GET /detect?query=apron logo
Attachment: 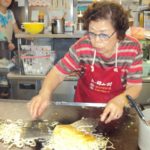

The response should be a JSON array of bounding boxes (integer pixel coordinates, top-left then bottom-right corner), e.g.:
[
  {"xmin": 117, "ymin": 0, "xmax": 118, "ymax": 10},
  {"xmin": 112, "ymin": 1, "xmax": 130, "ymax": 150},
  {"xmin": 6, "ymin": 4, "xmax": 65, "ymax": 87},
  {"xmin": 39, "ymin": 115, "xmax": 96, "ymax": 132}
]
[
  {"xmin": 90, "ymin": 79, "xmax": 112, "ymax": 92},
  {"xmin": 91, "ymin": 79, "xmax": 112, "ymax": 86}
]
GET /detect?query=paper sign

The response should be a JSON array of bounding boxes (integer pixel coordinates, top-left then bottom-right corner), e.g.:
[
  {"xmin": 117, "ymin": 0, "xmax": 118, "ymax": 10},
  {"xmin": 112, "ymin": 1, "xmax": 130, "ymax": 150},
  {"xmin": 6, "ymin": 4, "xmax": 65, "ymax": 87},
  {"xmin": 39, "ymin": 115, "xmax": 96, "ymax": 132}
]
[{"xmin": 31, "ymin": 10, "xmax": 39, "ymax": 22}]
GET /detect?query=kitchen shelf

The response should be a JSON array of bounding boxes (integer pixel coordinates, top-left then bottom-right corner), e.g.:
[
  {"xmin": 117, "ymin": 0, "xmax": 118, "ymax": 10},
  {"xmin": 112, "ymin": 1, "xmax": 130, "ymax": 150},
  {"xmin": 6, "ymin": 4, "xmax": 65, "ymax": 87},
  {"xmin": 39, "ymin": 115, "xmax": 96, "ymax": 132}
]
[
  {"xmin": 15, "ymin": 32, "xmax": 85, "ymax": 39},
  {"xmin": 77, "ymin": 0, "xmax": 93, "ymax": 3}
]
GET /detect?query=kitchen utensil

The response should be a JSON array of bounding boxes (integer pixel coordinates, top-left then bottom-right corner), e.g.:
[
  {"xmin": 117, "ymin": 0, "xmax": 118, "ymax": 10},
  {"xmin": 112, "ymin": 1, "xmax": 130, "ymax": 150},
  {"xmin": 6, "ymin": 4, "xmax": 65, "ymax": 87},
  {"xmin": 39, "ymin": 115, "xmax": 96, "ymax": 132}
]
[
  {"xmin": 21, "ymin": 119, "xmax": 55, "ymax": 139},
  {"xmin": 126, "ymin": 95, "xmax": 148, "ymax": 125},
  {"xmin": 51, "ymin": 18, "xmax": 65, "ymax": 34},
  {"xmin": 22, "ymin": 22, "xmax": 44, "ymax": 34}
]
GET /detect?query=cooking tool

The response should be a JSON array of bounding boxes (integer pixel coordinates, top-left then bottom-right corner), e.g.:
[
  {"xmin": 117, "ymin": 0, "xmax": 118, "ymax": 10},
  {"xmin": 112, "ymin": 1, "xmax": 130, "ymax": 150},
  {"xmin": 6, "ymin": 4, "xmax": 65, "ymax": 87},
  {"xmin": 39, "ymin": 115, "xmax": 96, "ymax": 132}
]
[
  {"xmin": 21, "ymin": 119, "xmax": 56, "ymax": 139},
  {"xmin": 51, "ymin": 18, "xmax": 65, "ymax": 34},
  {"xmin": 126, "ymin": 95, "xmax": 148, "ymax": 125}
]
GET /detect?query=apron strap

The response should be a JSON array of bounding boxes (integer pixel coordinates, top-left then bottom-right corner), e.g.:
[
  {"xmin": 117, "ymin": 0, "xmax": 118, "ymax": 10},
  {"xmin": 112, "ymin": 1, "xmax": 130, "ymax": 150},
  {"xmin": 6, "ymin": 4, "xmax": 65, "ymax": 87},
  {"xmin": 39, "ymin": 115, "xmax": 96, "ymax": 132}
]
[
  {"xmin": 114, "ymin": 42, "xmax": 119, "ymax": 72},
  {"xmin": 91, "ymin": 49, "xmax": 96, "ymax": 72},
  {"xmin": 91, "ymin": 42, "xmax": 119, "ymax": 72}
]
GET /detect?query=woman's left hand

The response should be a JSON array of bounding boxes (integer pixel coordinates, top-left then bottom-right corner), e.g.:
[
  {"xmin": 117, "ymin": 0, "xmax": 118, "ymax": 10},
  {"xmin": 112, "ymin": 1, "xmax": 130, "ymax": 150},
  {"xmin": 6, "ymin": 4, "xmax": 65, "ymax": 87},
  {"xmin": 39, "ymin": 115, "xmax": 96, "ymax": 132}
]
[
  {"xmin": 8, "ymin": 43, "xmax": 15, "ymax": 51},
  {"xmin": 100, "ymin": 95, "xmax": 127, "ymax": 124}
]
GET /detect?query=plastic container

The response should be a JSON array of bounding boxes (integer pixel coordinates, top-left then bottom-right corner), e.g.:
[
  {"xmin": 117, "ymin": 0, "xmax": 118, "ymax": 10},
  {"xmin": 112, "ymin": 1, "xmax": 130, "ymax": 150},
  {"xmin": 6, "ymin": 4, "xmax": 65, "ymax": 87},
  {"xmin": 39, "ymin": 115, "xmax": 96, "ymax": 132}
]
[
  {"xmin": 22, "ymin": 22, "xmax": 44, "ymax": 34},
  {"xmin": 21, "ymin": 50, "xmax": 55, "ymax": 75}
]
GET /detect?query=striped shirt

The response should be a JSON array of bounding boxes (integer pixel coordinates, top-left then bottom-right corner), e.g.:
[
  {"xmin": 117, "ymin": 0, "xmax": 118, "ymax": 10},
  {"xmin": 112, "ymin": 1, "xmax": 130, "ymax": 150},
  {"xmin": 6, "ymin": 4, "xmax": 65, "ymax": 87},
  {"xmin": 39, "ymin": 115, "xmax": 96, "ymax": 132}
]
[{"xmin": 55, "ymin": 34, "xmax": 143, "ymax": 87}]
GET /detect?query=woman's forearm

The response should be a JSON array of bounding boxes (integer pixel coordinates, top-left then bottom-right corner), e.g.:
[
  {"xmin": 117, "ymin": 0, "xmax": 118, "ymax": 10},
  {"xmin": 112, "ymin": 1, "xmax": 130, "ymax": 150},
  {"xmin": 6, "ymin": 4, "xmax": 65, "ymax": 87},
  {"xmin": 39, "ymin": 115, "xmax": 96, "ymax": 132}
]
[
  {"xmin": 120, "ymin": 84, "xmax": 142, "ymax": 106},
  {"xmin": 124, "ymin": 84, "xmax": 142, "ymax": 99}
]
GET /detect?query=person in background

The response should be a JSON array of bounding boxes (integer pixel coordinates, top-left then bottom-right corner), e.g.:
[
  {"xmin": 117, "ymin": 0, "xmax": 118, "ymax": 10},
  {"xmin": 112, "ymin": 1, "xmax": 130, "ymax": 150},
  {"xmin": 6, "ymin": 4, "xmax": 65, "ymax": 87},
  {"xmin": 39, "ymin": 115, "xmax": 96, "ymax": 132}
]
[
  {"xmin": 0, "ymin": 0, "xmax": 20, "ymax": 51},
  {"xmin": 0, "ymin": 0, "xmax": 20, "ymax": 98},
  {"xmin": 28, "ymin": 1, "xmax": 143, "ymax": 123}
]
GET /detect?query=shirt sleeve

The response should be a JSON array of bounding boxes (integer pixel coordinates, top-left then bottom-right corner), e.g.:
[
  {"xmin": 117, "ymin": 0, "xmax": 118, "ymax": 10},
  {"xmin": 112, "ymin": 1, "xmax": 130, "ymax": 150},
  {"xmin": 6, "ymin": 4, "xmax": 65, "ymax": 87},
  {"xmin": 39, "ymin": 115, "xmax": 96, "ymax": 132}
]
[
  {"xmin": 127, "ymin": 42, "xmax": 143, "ymax": 85},
  {"xmin": 55, "ymin": 44, "xmax": 81, "ymax": 75}
]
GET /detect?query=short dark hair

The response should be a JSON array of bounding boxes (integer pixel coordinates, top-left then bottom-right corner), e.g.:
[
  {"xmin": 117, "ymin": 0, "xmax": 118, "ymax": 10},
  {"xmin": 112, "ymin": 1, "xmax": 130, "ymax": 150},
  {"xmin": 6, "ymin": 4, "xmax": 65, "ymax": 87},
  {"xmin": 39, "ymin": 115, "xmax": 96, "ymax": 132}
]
[{"xmin": 83, "ymin": 1, "xmax": 129, "ymax": 40}]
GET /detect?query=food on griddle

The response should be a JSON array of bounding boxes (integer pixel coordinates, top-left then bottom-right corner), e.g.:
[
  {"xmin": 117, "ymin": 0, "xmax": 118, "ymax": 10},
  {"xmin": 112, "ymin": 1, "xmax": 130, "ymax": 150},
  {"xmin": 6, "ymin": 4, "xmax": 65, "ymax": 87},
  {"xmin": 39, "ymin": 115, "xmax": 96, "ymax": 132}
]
[
  {"xmin": 0, "ymin": 119, "xmax": 36, "ymax": 149},
  {"xmin": 42, "ymin": 124, "xmax": 114, "ymax": 150}
]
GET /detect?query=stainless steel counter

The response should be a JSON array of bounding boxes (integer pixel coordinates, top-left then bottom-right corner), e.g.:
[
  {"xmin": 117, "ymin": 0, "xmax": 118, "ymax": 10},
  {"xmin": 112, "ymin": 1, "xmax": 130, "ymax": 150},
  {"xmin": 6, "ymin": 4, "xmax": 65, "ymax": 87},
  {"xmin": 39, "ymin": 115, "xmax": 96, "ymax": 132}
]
[
  {"xmin": 15, "ymin": 32, "xmax": 85, "ymax": 39},
  {"xmin": 7, "ymin": 71, "xmax": 78, "ymax": 81},
  {"xmin": 7, "ymin": 71, "xmax": 150, "ymax": 103},
  {"xmin": 7, "ymin": 71, "xmax": 150, "ymax": 82}
]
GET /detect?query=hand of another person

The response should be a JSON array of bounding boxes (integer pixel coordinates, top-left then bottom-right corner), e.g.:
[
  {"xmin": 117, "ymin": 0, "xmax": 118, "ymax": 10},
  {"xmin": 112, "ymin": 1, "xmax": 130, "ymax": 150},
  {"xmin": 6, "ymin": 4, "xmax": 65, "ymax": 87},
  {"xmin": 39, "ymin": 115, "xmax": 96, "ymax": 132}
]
[
  {"xmin": 8, "ymin": 42, "xmax": 15, "ymax": 51},
  {"xmin": 27, "ymin": 94, "xmax": 51, "ymax": 120},
  {"xmin": 100, "ymin": 95, "xmax": 126, "ymax": 124}
]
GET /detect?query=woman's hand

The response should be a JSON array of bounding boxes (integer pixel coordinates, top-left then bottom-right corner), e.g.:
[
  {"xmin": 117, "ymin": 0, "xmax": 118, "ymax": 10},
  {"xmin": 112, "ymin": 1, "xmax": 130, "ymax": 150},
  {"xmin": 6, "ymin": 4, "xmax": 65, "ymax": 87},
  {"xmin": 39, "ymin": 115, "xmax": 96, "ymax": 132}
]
[
  {"xmin": 27, "ymin": 67, "xmax": 66, "ymax": 120},
  {"xmin": 8, "ymin": 42, "xmax": 15, "ymax": 51},
  {"xmin": 100, "ymin": 94, "xmax": 127, "ymax": 124},
  {"xmin": 27, "ymin": 94, "xmax": 51, "ymax": 120}
]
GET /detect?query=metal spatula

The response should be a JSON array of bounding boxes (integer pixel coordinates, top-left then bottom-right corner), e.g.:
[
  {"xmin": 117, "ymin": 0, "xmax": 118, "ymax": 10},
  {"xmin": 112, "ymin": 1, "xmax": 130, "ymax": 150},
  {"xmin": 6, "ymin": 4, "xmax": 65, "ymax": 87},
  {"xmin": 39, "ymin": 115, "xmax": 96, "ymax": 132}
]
[
  {"xmin": 71, "ymin": 117, "xmax": 99, "ymax": 133},
  {"xmin": 21, "ymin": 120, "xmax": 58, "ymax": 139},
  {"xmin": 126, "ymin": 95, "xmax": 149, "ymax": 126}
]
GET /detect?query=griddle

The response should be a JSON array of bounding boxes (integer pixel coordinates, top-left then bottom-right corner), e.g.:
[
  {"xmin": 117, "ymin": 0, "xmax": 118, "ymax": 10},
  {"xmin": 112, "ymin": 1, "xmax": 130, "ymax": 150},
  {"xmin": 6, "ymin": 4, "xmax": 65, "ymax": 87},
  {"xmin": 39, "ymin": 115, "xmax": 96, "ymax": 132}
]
[{"xmin": 0, "ymin": 99, "xmax": 139, "ymax": 150}]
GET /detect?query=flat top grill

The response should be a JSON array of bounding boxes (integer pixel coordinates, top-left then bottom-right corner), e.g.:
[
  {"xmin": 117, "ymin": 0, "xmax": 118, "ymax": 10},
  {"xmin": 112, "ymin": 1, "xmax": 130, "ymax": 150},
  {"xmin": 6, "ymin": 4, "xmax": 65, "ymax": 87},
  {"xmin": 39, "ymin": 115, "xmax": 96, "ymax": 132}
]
[{"xmin": 0, "ymin": 99, "xmax": 139, "ymax": 150}]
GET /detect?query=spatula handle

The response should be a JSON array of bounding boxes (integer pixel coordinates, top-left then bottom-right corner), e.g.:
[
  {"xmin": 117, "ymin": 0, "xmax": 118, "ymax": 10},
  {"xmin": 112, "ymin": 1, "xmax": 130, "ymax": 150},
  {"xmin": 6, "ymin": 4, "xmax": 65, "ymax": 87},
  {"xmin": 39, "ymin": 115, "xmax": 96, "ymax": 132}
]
[{"xmin": 126, "ymin": 95, "xmax": 145, "ymax": 119}]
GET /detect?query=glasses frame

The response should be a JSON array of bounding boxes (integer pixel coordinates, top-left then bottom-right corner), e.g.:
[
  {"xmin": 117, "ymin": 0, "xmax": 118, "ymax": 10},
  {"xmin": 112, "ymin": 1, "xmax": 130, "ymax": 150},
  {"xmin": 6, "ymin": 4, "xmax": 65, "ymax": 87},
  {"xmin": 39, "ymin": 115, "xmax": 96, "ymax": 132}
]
[{"xmin": 88, "ymin": 31, "xmax": 116, "ymax": 40}]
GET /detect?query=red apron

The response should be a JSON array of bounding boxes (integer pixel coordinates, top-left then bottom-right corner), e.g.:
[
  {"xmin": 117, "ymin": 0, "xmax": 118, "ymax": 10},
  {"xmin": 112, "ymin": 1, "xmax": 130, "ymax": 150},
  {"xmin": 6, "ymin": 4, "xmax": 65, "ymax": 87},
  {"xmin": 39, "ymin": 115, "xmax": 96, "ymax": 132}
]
[{"xmin": 74, "ymin": 45, "xmax": 125, "ymax": 103}]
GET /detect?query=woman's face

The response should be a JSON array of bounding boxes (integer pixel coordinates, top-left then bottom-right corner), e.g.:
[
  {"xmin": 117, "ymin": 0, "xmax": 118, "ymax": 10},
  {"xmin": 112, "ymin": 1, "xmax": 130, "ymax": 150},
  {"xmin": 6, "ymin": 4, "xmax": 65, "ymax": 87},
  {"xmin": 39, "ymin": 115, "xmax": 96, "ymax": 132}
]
[
  {"xmin": 0, "ymin": 0, "xmax": 12, "ymax": 8},
  {"xmin": 88, "ymin": 19, "xmax": 118, "ymax": 55}
]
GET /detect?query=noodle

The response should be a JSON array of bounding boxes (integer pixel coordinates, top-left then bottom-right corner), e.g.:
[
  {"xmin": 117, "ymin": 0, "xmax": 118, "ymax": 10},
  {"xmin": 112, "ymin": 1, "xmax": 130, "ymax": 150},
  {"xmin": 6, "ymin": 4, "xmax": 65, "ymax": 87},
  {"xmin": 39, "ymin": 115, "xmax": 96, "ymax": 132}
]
[
  {"xmin": 42, "ymin": 125, "xmax": 114, "ymax": 150},
  {"xmin": 0, "ymin": 119, "xmax": 36, "ymax": 149}
]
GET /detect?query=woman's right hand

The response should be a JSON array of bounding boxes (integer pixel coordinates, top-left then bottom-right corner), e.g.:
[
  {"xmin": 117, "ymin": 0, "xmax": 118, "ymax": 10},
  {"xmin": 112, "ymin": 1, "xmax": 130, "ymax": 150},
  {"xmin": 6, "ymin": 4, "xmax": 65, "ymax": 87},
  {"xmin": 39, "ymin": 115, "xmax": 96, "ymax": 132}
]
[{"xmin": 27, "ymin": 94, "xmax": 51, "ymax": 120}]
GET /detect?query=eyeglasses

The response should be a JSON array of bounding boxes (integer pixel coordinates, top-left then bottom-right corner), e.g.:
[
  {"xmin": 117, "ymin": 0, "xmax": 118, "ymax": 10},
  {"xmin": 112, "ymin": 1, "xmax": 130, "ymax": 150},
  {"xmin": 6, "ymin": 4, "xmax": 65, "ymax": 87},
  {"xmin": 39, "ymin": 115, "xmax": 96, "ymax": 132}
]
[{"xmin": 88, "ymin": 31, "xmax": 116, "ymax": 40}]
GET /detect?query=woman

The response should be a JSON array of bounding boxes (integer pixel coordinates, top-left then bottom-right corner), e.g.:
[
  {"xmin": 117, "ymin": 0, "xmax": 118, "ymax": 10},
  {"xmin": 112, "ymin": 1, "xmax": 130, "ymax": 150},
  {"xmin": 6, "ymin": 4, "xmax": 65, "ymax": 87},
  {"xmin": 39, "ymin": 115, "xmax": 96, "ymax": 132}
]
[{"xmin": 28, "ymin": 1, "xmax": 143, "ymax": 123}]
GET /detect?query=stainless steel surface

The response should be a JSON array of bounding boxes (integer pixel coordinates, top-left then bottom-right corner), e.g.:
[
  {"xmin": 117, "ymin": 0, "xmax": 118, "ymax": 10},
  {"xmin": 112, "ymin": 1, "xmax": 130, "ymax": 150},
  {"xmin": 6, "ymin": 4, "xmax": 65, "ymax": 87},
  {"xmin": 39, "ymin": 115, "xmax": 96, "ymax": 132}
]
[
  {"xmin": 52, "ymin": 19, "xmax": 65, "ymax": 34},
  {"xmin": 9, "ymin": 79, "xmax": 41, "ymax": 100},
  {"xmin": 0, "ymin": 99, "xmax": 140, "ymax": 150},
  {"xmin": 54, "ymin": 101, "xmax": 106, "ymax": 107},
  {"xmin": 21, "ymin": 120, "xmax": 52, "ymax": 139},
  {"xmin": 0, "ymin": 99, "xmax": 105, "ymax": 121},
  {"xmin": 15, "ymin": 32, "xmax": 84, "ymax": 39},
  {"xmin": 7, "ymin": 71, "xmax": 78, "ymax": 80},
  {"xmin": 7, "ymin": 71, "xmax": 77, "ymax": 100}
]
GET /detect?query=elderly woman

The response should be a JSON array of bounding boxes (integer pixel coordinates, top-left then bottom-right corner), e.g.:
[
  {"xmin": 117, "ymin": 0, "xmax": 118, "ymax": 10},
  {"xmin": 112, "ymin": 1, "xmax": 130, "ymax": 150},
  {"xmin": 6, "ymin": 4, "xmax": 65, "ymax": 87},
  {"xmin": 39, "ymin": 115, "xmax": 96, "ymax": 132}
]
[{"xmin": 28, "ymin": 1, "xmax": 143, "ymax": 123}]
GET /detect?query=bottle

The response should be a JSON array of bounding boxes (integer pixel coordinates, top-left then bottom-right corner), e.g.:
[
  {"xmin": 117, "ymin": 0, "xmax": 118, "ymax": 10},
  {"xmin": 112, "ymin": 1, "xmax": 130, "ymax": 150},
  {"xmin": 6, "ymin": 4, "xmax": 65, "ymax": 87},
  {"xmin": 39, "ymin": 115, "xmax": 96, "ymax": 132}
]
[
  {"xmin": 77, "ymin": 11, "xmax": 84, "ymax": 31},
  {"xmin": 38, "ymin": 11, "xmax": 44, "ymax": 23}
]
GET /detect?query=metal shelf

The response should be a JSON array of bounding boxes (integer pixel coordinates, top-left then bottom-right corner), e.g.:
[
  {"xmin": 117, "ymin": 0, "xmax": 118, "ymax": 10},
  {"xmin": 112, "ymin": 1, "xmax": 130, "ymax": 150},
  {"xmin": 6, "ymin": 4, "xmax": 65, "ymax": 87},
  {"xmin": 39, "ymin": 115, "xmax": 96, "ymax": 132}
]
[{"xmin": 15, "ymin": 32, "xmax": 85, "ymax": 39}]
